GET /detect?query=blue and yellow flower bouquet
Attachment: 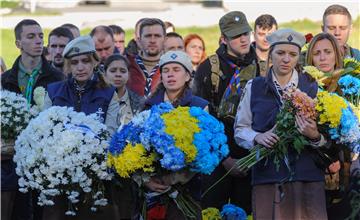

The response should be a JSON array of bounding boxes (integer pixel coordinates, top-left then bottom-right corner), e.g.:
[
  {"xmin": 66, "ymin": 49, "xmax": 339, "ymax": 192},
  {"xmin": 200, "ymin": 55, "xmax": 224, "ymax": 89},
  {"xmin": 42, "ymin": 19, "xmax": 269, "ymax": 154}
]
[{"xmin": 107, "ymin": 102, "xmax": 229, "ymax": 219}]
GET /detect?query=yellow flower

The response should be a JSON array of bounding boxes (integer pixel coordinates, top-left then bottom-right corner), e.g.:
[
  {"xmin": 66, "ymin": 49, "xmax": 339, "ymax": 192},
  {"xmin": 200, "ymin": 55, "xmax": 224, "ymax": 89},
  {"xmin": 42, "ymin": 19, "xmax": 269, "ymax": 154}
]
[
  {"xmin": 316, "ymin": 91, "xmax": 347, "ymax": 127},
  {"xmin": 107, "ymin": 143, "xmax": 155, "ymax": 178},
  {"xmin": 202, "ymin": 207, "xmax": 221, "ymax": 220},
  {"xmin": 303, "ymin": 66, "xmax": 326, "ymax": 87},
  {"xmin": 161, "ymin": 107, "xmax": 199, "ymax": 163},
  {"xmin": 344, "ymin": 57, "xmax": 360, "ymax": 74}
]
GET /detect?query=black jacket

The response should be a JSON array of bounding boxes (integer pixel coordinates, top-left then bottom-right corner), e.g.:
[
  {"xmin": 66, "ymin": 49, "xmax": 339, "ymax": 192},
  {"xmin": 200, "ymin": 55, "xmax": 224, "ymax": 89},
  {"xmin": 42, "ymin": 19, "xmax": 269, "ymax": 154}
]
[
  {"xmin": 1, "ymin": 55, "xmax": 63, "ymax": 191},
  {"xmin": 1, "ymin": 55, "xmax": 64, "ymax": 103},
  {"xmin": 193, "ymin": 44, "xmax": 259, "ymax": 158}
]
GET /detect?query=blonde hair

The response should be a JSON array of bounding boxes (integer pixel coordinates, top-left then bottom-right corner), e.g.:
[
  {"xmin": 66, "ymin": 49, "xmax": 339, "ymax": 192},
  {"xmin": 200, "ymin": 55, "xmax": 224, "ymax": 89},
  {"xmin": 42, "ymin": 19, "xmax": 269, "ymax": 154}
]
[
  {"xmin": 305, "ymin": 33, "xmax": 343, "ymax": 70},
  {"xmin": 64, "ymin": 53, "xmax": 110, "ymax": 89}
]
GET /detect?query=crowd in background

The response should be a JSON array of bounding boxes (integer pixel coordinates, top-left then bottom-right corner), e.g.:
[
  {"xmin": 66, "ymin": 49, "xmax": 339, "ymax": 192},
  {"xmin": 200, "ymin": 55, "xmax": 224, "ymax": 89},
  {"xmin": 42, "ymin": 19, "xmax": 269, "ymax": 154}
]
[{"xmin": 1, "ymin": 3, "xmax": 360, "ymax": 220}]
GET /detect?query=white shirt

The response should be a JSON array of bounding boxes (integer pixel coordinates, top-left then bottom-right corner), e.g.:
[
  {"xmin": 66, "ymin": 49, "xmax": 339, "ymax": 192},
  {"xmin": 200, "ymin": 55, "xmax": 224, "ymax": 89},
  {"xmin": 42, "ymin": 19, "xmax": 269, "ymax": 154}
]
[
  {"xmin": 117, "ymin": 89, "xmax": 134, "ymax": 127},
  {"xmin": 234, "ymin": 69, "xmax": 325, "ymax": 150}
]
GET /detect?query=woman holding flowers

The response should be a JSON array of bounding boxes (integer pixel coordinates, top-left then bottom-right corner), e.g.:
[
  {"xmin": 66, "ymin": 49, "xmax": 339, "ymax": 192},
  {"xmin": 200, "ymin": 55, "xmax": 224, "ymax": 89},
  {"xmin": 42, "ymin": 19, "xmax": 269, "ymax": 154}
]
[
  {"xmin": 42, "ymin": 35, "xmax": 120, "ymax": 219},
  {"xmin": 103, "ymin": 54, "xmax": 144, "ymax": 219},
  {"xmin": 306, "ymin": 32, "xmax": 359, "ymax": 220},
  {"xmin": 234, "ymin": 29, "xmax": 329, "ymax": 219},
  {"xmin": 143, "ymin": 50, "xmax": 208, "ymax": 219},
  {"xmin": 44, "ymin": 35, "xmax": 119, "ymax": 135}
]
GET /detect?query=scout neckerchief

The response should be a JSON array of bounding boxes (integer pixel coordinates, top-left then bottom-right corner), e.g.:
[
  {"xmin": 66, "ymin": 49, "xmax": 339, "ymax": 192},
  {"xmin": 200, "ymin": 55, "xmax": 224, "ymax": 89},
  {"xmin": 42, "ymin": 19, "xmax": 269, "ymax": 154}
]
[
  {"xmin": 135, "ymin": 55, "xmax": 159, "ymax": 97},
  {"xmin": 272, "ymin": 69, "xmax": 298, "ymax": 106},
  {"xmin": 223, "ymin": 59, "xmax": 244, "ymax": 98},
  {"xmin": 25, "ymin": 68, "xmax": 40, "ymax": 106}
]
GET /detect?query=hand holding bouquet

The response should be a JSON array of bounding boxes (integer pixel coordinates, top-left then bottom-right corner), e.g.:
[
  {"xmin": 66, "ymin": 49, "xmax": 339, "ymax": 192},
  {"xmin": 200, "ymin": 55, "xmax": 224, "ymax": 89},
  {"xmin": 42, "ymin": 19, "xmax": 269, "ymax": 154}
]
[
  {"xmin": 107, "ymin": 102, "xmax": 229, "ymax": 219},
  {"xmin": 236, "ymin": 88, "xmax": 317, "ymax": 172}
]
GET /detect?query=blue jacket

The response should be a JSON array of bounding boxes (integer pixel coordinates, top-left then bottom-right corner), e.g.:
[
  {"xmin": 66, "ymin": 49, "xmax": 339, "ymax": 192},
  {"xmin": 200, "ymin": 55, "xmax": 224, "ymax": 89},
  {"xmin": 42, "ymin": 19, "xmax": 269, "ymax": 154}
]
[
  {"xmin": 250, "ymin": 70, "xmax": 324, "ymax": 185},
  {"xmin": 47, "ymin": 73, "xmax": 115, "ymax": 122},
  {"xmin": 145, "ymin": 88, "xmax": 208, "ymax": 109}
]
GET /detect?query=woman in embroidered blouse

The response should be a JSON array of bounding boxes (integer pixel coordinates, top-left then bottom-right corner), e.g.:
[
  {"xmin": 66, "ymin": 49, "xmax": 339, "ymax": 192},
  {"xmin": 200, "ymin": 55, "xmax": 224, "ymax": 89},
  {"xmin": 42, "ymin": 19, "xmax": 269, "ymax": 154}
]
[{"xmin": 234, "ymin": 29, "xmax": 329, "ymax": 219}]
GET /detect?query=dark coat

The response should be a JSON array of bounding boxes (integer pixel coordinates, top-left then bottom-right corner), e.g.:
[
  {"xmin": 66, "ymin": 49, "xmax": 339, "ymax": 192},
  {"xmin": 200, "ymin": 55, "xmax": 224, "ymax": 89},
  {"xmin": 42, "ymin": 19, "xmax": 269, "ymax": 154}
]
[
  {"xmin": 1, "ymin": 55, "xmax": 64, "ymax": 101},
  {"xmin": 1, "ymin": 55, "xmax": 63, "ymax": 191},
  {"xmin": 193, "ymin": 43, "xmax": 259, "ymax": 158}
]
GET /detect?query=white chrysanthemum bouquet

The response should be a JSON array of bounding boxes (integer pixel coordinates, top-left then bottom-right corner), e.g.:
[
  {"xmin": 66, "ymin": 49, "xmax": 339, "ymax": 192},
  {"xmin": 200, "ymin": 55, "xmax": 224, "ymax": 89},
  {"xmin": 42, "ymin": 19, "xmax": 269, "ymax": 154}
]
[
  {"xmin": 1, "ymin": 90, "xmax": 39, "ymax": 155},
  {"xmin": 14, "ymin": 106, "xmax": 112, "ymax": 215}
]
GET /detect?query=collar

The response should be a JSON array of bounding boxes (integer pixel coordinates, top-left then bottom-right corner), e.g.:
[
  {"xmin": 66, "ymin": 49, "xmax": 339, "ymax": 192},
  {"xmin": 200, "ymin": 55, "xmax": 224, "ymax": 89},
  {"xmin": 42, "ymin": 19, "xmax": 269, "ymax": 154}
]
[
  {"xmin": 119, "ymin": 89, "xmax": 130, "ymax": 103},
  {"xmin": 18, "ymin": 59, "xmax": 42, "ymax": 78},
  {"xmin": 271, "ymin": 68, "xmax": 299, "ymax": 91}
]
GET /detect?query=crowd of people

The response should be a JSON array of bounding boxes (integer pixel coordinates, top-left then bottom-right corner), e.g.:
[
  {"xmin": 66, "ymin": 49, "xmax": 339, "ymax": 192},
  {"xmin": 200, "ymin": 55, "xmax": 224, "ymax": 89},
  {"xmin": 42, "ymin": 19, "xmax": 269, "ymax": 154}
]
[{"xmin": 1, "ymin": 3, "xmax": 360, "ymax": 220}]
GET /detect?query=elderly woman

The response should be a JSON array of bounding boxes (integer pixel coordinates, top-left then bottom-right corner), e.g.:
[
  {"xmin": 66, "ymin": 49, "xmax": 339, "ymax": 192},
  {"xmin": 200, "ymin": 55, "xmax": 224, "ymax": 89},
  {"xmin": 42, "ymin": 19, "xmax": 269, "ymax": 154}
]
[
  {"xmin": 143, "ymin": 51, "xmax": 208, "ymax": 219},
  {"xmin": 234, "ymin": 29, "xmax": 329, "ymax": 219},
  {"xmin": 42, "ymin": 35, "xmax": 120, "ymax": 220},
  {"xmin": 44, "ymin": 35, "xmax": 119, "ymax": 135}
]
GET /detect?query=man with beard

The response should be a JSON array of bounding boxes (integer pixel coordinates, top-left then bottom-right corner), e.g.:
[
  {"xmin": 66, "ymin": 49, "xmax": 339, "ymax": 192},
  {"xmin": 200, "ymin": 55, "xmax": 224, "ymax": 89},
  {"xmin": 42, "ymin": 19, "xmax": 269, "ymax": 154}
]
[
  {"xmin": 252, "ymin": 14, "xmax": 277, "ymax": 76},
  {"xmin": 193, "ymin": 11, "xmax": 259, "ymax": 214},
  {"xmin": 127, "ymin": 18, "xmax": 165, "ymax": 97},
  {"xmin": 47, "ymin": 26, "xmax": 74, "ymax": 74},
  {"xmin": 1, "ymin": 19, "xmax": 63, "ymax": 220}
]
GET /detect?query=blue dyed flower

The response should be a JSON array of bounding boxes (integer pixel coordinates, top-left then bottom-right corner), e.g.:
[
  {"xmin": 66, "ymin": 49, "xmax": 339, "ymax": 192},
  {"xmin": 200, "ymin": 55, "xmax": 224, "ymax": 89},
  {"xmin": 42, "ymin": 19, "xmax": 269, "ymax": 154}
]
[
  {"xmin": 109, "ymin": 122, "xmax": 140, "ymax": 154},
  {"xmin": 189, "ymin": 106, "xmax": 229, "ymax": 174},
  {"xmin": 160, "ymin": 146, "xmax": 186, "ymax": 171},
  {"xmin": 340, "ymin": 107, "xmax": 357, "ymax": 135},
  {"xmin": 338, "ymin": 75, "xmax": 360, "ymax": 96},
  {"xmin": 221, "ymin": 203, "xmax": 247, "ymax": 220}
]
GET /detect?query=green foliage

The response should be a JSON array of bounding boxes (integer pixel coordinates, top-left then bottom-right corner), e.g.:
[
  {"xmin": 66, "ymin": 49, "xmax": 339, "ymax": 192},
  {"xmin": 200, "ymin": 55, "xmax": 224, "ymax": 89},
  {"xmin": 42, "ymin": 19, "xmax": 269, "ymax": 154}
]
[{"xmin": 0, "ymin": 0, "xmax": 20, "ymax": 9}]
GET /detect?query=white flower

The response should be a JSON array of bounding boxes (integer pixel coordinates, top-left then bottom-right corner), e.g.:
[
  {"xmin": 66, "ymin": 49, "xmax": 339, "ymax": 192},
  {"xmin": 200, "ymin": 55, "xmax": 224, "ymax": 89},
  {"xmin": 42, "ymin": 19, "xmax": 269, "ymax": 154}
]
[
  {"xmin": 33, "ymin": 87, "xmax": 46, "ymax": 110},
  {"xmin": 65, "ymin": 211, "xmax": 76, "ymax": 216},
  {"xmin": 1, "ymin": 90, "xmax": 38, "ymax": 140},
  {"xmin": 13, "ymin": 106, "xmax": 111, "ymax": 216}
]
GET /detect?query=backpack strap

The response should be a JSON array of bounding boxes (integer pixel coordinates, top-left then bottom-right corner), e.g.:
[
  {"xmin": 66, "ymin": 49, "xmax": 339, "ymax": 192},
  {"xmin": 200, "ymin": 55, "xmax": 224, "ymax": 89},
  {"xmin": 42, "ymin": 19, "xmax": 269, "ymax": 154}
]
[
  {"xmin": 209, "ymin": 54, "xmax": 223, "ymax": 95},
  {"xmin": 208, "ymin": 54, "xmax": 223, "ymax": 114}
]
